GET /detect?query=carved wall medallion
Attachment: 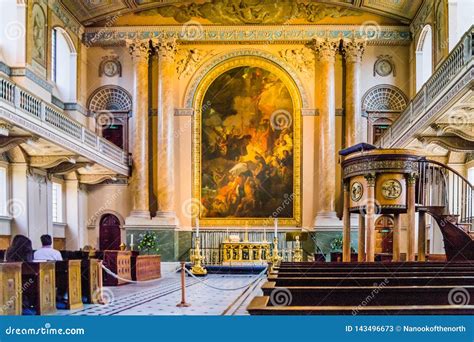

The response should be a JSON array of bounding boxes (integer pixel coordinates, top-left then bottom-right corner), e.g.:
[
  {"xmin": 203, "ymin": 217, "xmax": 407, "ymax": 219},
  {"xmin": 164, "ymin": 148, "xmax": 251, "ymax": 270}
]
[
  {"xmin": 374, "ymin": 55, "xmax": 395, "ymax": 77},
  {"xmin": 381, "ymin": 179, "xmax": 402, "ymax": 199},
  {"xmin": 99, "ymin": 56, "xmax": 122, "ymax": 77},
  {"xmin": 351, "ymin": 182, "xmax": 363, "ymax": 202}
]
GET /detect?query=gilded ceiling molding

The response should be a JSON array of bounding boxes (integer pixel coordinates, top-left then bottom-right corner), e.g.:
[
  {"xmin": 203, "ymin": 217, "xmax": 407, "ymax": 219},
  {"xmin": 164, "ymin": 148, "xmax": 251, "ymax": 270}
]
[
  {"xmin": 41, "ymin": 0, "xmax": 83, "ymax": 35},
  {"xmin": 137, "ymin": 0, "xmax": 362, "ymax": 25},
  {"xmin": 183, "ymin": 49, "xmax": 310, "ymax": 109},
  {"xmin": 82, "ymin": 25, "xmax": 411, "ymax": 46}
]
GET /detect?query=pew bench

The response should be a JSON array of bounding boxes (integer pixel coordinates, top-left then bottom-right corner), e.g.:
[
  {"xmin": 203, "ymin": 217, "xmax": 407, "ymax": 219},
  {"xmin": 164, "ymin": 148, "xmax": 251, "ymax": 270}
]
[
  {"xmin": 0, "ymin": 262, "xmax": 22, "ymax": 315},
  {"xmin": 247, "ymin": 296, "xmax": 474, "ymax": 315},
  {"xmin": 81, "ymin": 259, "xmax": 102, "ymax": 304},
  {"xmin": 22, "ymin": 262, "xmax": 56, "ymax": 315},
  {"xmin": 55, "ymin": 260, "xmax": 83, "ymax": 310}
]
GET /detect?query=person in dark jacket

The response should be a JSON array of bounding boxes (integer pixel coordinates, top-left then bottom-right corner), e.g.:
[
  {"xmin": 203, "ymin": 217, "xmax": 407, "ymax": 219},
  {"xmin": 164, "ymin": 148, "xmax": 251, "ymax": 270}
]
[{"xmin": 5, "ymin": 235, "xmax": 33, "ymax": 262}]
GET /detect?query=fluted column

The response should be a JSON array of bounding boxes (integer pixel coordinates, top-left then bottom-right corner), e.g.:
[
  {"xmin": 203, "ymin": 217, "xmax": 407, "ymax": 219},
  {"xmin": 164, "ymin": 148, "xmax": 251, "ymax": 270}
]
[
  {"xmin": 407, "ymin": 173, "xmax": 417, "ymax": 261},
  {"xmin": 392, "ymin": 213, "xmax": 401, "ymax": 262},
  {"xmin": 342, "ymin": 39, "xmax": 366, "ymax": 147},
  {"xmin": 307, "ymin": 38, "xmax": 339, "ymax": 218},
  {"xmin": 152, "ymin": 38, "xmax": 178, "ymax": 223},
  {"xmin": 365, "ymin": 173, "xmax": 376, "ymax": 262},
  {"xmin": 126, "ymin": 39, "xmax": 151, "ymax": 219},
  {"xmin": 342, "ymin": 181, "xmax": 351, "ymax": 262}
]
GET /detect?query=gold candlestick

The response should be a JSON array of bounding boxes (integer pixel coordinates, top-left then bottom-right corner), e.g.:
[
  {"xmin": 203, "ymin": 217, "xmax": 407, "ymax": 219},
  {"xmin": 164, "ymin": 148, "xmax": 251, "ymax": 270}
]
[
  {"xmin": 190, "ymin": 236, "xmax": 207, "ymax": 276},
  {"xmin": 270, "ymin": 236, "xmax": 282, "ymax": 271}
]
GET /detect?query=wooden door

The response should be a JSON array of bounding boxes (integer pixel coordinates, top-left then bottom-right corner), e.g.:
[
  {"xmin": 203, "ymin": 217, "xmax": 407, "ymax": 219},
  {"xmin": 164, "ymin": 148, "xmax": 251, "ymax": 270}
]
[
  {"xmin": 99, "ymin": 214, "xmax": 121, "ymax": 251},
  {"xmin": 375, "ymin": 215, "xmax": 394, "ymax": 254}
]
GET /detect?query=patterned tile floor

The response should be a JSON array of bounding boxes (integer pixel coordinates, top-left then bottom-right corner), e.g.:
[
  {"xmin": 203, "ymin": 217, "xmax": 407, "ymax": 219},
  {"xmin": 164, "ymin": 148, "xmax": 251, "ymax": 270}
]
[{"xmin": 53, "ymin": 263, "xmax": 264, "ymax": 316}]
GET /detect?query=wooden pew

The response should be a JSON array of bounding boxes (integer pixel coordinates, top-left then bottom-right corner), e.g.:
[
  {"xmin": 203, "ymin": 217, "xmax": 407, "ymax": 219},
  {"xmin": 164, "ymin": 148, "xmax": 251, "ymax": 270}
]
[
  {"xmin": 21, "ymin": 262, "xmax": 56, "ymax": 315},
  {"xmin": 269, "ymin": 275, "xmax": 474, "ymax": 287},
  {"xmin": 102, "ymin": 251, "xmax": 131, "ymax": 286},
  {"xmin": 81, "ymin": 259, "xmax": 102, "ymax": 304},
  {"xmin": 0, "ymin": 262, "xmax": 22, "ymax": 315},
  {"xmin": 55, "ymin": 260, "xmax": 83, "ymax": 310},
  {"xmin": 261, "ymin": 282, "xmax": 474, "ymax": 306},
  {"xmin": 247, "ymin": 296, "xmax": 474, "ymax": 315},
  {"xmin": 131, "ymin": 255, "xmax": 161, "ymax": 281}
]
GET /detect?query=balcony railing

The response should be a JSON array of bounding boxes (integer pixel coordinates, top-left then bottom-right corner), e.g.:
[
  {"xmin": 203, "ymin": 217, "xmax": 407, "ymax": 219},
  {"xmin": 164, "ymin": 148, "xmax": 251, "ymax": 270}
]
[
  {"xmin": 0, "ymin": 76, "xmax": 129, "ymax": 175},
  {"xmin": 378, "ymin": 26, "xmax": 474, "ymax": 147}
]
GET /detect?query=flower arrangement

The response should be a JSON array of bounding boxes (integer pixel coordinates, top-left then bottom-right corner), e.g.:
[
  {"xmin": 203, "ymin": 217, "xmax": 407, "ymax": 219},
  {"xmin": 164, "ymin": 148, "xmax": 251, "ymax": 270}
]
[
  {"xmin": 329, "ymin": 235, "xmax": 343, "ymax": 252},
  {"xmin": 137, "ymin": 232, "xmax": 160, "ymax": 255}
]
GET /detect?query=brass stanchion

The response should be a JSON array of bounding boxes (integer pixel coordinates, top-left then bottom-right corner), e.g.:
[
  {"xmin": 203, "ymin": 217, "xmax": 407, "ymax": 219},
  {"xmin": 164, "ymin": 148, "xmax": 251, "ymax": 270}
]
[{"xmin": 176, "ymin": 262, "xmax": 190, "ymax": 307}]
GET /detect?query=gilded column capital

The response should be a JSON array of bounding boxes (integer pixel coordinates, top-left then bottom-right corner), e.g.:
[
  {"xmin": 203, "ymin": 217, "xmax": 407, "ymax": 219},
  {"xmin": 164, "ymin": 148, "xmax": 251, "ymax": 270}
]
[
  {"xmin": 306, "ymin": 38, "xmax": 339, "ymax": 62},
  {"xmin": 364, "ymin": 173, "xmax": 376, "ymax": 187},
  {"xmin": 342, "ymin": 39, "xmax": 366, "ymax": 63},
  {"xmin": 152, "ymin": 37, "xmax": 178, "ymax": 61},
  {"xmin": 125, "ymin": 38, "xmax": 151, "ymax": 63},
  {"xmin": 407, "ymin": 173, "xmax": 418, "ymax": 186}
]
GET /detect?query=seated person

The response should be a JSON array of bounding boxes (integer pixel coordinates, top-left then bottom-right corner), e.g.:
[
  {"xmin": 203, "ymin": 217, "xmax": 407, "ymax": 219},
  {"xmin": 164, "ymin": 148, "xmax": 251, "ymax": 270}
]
[
  {"xmin": 34, "ymin": 234, "xmax": 62, "ymax": 261},
  {"xmin": 5, "ymin": 235, "xmax": 33, "ymax": 262}
]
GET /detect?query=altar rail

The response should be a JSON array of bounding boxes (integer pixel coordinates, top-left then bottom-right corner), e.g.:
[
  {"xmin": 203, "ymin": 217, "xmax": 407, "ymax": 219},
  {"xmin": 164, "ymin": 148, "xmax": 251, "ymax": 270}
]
[
  {"xmin": 0, "ymin": 76, "xmax": 129, "ymax": 175},
  {"xmin": 378, "ymin": 26, "xmax": 474, "ymax": 148}
]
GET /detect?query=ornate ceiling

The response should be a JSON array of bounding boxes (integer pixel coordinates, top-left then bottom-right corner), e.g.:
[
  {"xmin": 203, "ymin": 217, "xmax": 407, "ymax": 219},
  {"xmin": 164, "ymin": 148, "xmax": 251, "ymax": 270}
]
[{"xmin": 60, "ymin": 0, "xmax": 424, "ymax": 26}]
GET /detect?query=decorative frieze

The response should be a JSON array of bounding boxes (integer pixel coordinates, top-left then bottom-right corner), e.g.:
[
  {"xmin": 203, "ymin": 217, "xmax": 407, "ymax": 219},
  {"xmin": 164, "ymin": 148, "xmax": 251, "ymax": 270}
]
[
  {"xmin": 83, "ymin": 26, "xmax": 411, "ymax": 46},
  {"xmin": 175, "ymin": 48, "xmax": 211, "ymax": 79},
  {"xmin": 278, "ymin": 48, "xmax": 313, "ymax": 73}
]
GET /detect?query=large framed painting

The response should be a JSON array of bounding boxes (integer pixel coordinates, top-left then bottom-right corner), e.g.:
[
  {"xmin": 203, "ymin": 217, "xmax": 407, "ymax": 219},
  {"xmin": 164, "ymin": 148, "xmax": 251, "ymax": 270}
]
[{"xmin": 193, "ymin": 56, "xmax": 301, "ymax": 226}]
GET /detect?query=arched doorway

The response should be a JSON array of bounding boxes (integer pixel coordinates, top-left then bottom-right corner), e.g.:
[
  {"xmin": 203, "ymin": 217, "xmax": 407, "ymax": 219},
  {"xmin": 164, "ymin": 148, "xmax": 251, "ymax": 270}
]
[
  {"xmin": 375, "ymin": 215, "xmax": 394, "ymax": 254},
  {"xmin": 99, "ymin": 214, "xmax": 121, "ymax": 250}
]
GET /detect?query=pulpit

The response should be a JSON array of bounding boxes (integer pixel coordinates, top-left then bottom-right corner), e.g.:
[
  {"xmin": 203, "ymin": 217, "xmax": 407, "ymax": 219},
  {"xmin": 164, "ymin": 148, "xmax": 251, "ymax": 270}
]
[{"xmin": 340, "ymin": 146, "xmax": 422, "ymax": 262}]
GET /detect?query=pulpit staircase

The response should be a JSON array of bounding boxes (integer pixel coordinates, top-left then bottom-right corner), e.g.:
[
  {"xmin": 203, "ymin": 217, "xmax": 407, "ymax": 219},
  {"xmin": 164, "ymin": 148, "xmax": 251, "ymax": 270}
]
[{"xmin": 417, "ymin": 159, "xmax": 474, "ymax": 260}]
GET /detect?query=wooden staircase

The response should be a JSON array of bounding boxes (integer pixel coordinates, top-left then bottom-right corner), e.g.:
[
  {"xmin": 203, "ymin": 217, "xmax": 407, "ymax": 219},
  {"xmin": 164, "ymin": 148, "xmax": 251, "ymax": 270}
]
[{"xmin": 417, "ymin": 160, "xmax": 474, "ymax": 260}]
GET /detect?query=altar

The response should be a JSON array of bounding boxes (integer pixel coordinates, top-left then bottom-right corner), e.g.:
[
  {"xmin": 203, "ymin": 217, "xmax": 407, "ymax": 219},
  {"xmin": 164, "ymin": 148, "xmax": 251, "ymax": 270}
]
[{"xmin": 221, "ymin": 241, "xmax": 271, "ymax": 266}]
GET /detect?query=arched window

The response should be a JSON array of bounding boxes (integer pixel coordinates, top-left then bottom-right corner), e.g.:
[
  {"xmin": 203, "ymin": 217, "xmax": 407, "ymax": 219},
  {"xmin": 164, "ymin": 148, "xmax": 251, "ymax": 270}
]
[
  {"xmin": 448, "ymin": 0, "xmax": 474, "ymax": 51},
  {"xmin": 362, "ymin": 85, "xmax": 408, "ymax": 144},
  {"xmin": 51, "ymin": 27, "xmax": 77, "ymax": 102},
  {"xmin": 87, "ymin": 86, "xmax": 132, "ymax": 150},
  {"xmin": 416, "ymin": 25, "xmax": 433, "ymax": 91}
]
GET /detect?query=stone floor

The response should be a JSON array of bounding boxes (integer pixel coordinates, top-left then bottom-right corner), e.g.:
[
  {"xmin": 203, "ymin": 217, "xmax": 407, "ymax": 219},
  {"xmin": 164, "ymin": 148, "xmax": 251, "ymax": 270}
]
[{"xmin": 54, "ymin": 263, "xmax": 265, "ymax": 316}]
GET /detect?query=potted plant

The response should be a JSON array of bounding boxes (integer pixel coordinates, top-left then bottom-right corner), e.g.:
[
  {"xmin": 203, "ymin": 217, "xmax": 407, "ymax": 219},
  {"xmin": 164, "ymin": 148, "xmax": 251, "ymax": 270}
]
[
  {"xmin": 329, "ymin": 235, "xmax": 358, "ymax": 262},
  {"xmin": 137, "ymin": 232, "xmax": 160, "ymax": 255}
]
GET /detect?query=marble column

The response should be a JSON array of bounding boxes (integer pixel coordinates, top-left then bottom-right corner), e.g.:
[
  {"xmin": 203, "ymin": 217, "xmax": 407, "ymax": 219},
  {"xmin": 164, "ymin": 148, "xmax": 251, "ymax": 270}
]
[
  {"xmin": 365, "ymin": 173, "xmax": 376, "ymax": 262},
  {"xmin": 126, "ymin": 39, "xmax": 151, "ymax": 219},
  {"xmin": 342, "ymin": 181, "xmax": 351, "ymax": 262},
  {"xmin": 342, "ymin": 39, "xmax": 366, "ymax": 147},
  {"xmin": 152, "ymin": 38, "xmax": 178, "ymax": 224},
  {"xmin": 392, "ymin": 213, "xmax": 401, "ymax": 262},
  {"xmin": 307, "ymin": 38, "xmax": 339, "ymax": 220},
  {"xmin": 407, "ymin": 174, "xmax": 417, "ymax": 261},
  {"xmin": 358, "ymin": 214, "xmax": 366, "ymax": 262}
]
